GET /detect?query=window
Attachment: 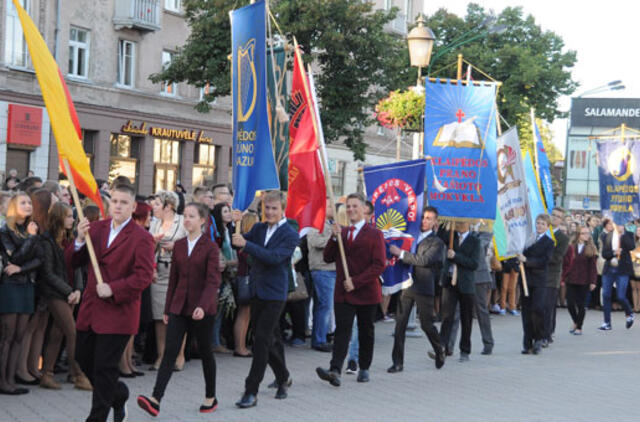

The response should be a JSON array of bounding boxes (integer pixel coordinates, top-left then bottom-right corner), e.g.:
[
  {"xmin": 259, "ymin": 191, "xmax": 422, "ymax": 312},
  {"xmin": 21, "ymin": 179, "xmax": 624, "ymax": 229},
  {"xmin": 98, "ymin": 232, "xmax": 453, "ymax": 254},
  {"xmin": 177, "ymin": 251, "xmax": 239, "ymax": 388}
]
[
  {"xmin": 192, "ymin": 143, "xmax": 216, "ymax": 187},
  {"xmin": 82, "ymin": 130, "xmax": 98, "ymax": 171},
  {"xmin": 164, "ymin": 0, "xmax": 181, "ymax": 12},
  {"xmin": 153, "ymin": 138, "xmax": 180, "ymax": 191},
  {"xmin": 4, "ymin": 0, "xmax": 29, "ymax": 67},
  {"xmin": 109, "ymin": 134, "xmax": 139, "ymax": 189},
  {"xmin": 160, "ymin": 51, "xmax": 176, "ymax": 96},
  {"xmin": 117, "ymin": 40, "xmax": 135, "ymax": 87},
  {"xmin": 330, "ymin": 160, "xmax": 346, "ymax": 196},
  {"xmin": 68, "ymin": 27, "xmax": 90, "ymax": 78}
]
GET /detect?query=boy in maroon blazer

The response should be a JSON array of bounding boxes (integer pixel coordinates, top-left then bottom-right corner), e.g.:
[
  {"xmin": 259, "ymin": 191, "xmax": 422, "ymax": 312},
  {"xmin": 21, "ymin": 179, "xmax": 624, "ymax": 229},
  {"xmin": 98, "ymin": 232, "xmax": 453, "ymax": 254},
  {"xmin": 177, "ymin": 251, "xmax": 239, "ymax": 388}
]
[
  {"xmin": 74, "ymin": 183, "xmax": 155, "ymax": 422},
  {"xmin": 316, "ymin": 193, "xmax": 386, "ymax": 386}
]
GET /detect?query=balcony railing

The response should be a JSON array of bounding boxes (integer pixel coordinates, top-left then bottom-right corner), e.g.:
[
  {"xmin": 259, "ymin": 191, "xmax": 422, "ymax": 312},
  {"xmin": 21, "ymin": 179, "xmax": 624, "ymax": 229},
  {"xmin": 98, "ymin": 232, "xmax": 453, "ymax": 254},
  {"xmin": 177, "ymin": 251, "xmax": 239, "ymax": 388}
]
[
  {"xmin": 385, "ymin": 13, "xmax": 407, "ymax": 36},
  {"xmin": 114, "ymin": 0, "xmax": 161, "ymax": 32}
]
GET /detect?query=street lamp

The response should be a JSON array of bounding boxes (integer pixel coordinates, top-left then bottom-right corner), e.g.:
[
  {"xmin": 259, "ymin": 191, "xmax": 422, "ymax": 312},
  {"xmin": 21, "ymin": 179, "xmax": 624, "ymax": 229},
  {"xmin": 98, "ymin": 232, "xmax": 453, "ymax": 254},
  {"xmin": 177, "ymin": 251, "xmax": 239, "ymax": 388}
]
[{"xmin": 407, "ymin": 14, "xmax": 435, "ymax": 83}]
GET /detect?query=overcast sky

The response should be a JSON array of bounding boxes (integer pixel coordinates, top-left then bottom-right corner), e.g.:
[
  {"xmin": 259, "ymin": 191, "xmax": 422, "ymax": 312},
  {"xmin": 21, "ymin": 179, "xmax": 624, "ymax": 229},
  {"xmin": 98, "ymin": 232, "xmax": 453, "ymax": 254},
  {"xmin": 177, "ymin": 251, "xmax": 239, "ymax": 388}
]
[{"xmin": 422, "ymin": 0, "xmax": 639, "ymax": 154}]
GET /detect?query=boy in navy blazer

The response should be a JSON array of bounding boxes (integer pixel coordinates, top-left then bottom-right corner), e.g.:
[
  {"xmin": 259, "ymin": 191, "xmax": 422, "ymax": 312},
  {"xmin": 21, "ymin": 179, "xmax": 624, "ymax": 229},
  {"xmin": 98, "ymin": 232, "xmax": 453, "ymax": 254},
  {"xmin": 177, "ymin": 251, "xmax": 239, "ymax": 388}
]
[{"xmin": 232, "ymin": 191, "xmax": 299, "ymax": 408}]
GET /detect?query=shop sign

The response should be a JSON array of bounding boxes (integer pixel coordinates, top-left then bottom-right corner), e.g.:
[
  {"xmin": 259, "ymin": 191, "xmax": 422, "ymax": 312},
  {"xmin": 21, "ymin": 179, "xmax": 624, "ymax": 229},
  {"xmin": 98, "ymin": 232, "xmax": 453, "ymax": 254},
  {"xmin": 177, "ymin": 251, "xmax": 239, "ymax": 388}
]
[
  {"xmin": 121, "ymin": 120, "xmax": 213, "ymax": 143},
  {"xmin": 7, "ymin": 104, "xmax": 42, "ymax": 146}
]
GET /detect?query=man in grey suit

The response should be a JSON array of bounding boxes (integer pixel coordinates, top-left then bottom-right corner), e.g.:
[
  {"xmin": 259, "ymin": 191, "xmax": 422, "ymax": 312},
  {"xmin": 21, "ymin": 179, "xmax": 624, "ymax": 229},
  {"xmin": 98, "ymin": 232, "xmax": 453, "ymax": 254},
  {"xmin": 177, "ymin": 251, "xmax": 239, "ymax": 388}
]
[
  {"xmin": 472, "ymin": 227, "xmax": 495, "ymax": 355},
  {"xmin": 387, "ymin": 206, "xmax": 446, "ymax": 372}
]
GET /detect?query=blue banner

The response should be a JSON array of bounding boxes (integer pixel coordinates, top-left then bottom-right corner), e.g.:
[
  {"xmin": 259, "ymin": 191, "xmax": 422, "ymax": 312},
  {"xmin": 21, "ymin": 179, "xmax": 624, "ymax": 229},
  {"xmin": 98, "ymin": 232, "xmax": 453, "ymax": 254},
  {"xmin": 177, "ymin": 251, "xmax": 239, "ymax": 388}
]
[
  {"xmin": 524, "ymin": 151, "xmax": 548, "ymax": 235},
  {"xmin": 363, "ymin": 159, "xmax": 425, "ymax": 294},
  {"xmin": 230, "ymin": 0, "xmax": 279, "ymax": 210},
  {"xmin": 597, "ymin": 139, "xmax": 640, "ymax": 225},
  {"xmin": 534, "ymin": 121, "xmax": 555, "ymax": 212},
  {"xmin": 423, "ymin": 80, "xmax": 497, "ymax": 221}
]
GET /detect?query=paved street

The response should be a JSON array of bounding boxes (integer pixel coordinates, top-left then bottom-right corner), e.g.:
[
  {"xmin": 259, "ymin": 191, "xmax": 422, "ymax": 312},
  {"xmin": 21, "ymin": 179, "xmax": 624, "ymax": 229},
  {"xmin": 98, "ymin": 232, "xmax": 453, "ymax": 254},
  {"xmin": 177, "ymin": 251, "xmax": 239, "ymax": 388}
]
[{"xmin": 2, "ymin": 309, "xmax": 639, "ymax": 422}]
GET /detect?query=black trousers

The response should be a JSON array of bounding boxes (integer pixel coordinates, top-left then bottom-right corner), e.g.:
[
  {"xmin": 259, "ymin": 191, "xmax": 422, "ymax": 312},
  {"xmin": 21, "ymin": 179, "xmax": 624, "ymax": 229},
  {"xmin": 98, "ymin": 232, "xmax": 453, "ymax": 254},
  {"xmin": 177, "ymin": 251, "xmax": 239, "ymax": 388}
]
[
  {"xmin": 567, "ymin": 284, "xmax": 589, "ymax": 329},
  {"xmin": 76, "ymin": 329, "xmax": 130, "ymax": 422},
  {"xmin": 330, "ymin": 302, "xmax": 377, "ymax": 373},
  {"xmin": 281, "ymin": 300, "xmax": 307, "ymax": 341},
  {"xmin": 391, "ymin": 289, "xmax": 442, "ymax": 366},
  {"xmin": 543, "ymin": 287, "xmax": 559, "ymax": 340},
  {"xmin": 245, "ymin": 299, "xmax": 288, "ymax": 395},
  {"xmin": 440, "ymin": 286, "xmax": 475, "ymax": 354},
  {"xmin": 153, "ymin": 313, "xmax": 216, "ymax": 401},
  {"xmin": 521, "ymin": 284, "xmax": 546, "ymax": 349}
]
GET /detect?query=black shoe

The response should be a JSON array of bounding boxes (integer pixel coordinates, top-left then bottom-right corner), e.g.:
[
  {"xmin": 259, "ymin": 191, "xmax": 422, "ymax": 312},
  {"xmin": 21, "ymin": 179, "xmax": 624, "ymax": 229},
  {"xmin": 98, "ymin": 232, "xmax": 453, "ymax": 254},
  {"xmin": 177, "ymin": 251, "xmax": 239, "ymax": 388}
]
[
  {"xmin": 459, "ymin": 353, "xmax": 470, "ymax": 362},
  {"xmin": 113, "ymin": 401, "xmax": 128, "ymax": 422},
  {"xmin": 481, "ymin": 346, "xmax": 492, "ymax": 355},
  {"xmin": 312, "ymin": 343, "xmax": 332, "ymax": 353},
  {"xmin": 15, "ymin": 375, "xmax": 39, "ymax": 385},
  {"xmin": 626, "ymin": 315, "xmax": 635, "ymax": 329},
  {"xmin": 235, "ymin": 393, "xmax": 257, "ymax": 409},
  {"xmin": 345, "ymin": 360, "xmax": 358, "ymax": 374},
  {"xmin": 275, "ymin": 378, "xmax": 292, "ymax": 399},
  {"xmin": 541, "ymin": 339, "xmax": 549, "ymax": 348},
  {"xmin": 267, "ymin": 379, "xmax": 277, "ymax": 389},
  {"xmin": 119, "ymin": 371, "xmax": 136, "ymax": 378},
  {"xmin": 435, "ymin": 351, "xmax": 446, "ymax": 369},
  {"xmin": 137, "ymin": 395, "xmax": 160, "ymax": 417},
  {"xmin": 316, "ymin": 367, "xmax": 341, "ymax": 387},
  {"xmin": 521, "ymin": 348, "xmax": 531, "ymax": 355},
  {"xmin": 445, "ymin": 348, "xmax": 453, "ymax": 357},
  {"xmin": 532, "ymin": 340, "xmax": 542, "ymax": 355},
  {"xmin": 132, "ymin": 370, "xmax": 144, "ymax": 377},
  {"xmin": 387, "ymin": 364, "xmax": 403, "ymax": 373},
  {"xmin": 0, "ymin": 387, "xmax": 29, "ymax": 395},
  {"xmin": 199, "ymin": 398, "xmax": 218, "ymax": 413},
  {"xmin": 357, "ymin": 369, "xmax": 370, "ymax": 383}
]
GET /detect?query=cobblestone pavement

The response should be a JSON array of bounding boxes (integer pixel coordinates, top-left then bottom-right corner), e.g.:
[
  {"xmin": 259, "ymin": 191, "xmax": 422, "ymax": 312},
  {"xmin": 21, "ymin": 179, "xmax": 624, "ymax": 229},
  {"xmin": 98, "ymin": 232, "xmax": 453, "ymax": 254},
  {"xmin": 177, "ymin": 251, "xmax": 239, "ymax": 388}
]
[{"xmin": 2, "ymin": 309, "xmax": 639, "ymax": 422}]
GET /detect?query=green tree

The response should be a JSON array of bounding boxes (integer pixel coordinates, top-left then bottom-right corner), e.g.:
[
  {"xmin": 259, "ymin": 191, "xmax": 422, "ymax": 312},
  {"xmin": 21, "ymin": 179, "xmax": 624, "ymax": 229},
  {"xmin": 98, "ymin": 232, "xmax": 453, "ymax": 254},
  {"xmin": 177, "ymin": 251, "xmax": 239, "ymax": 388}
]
[
  {"xmin": 424, "ymin": 4, "xmax": 577, "ymax": 129},
  {"xmin": 150, "ymin": 0, "xmax": 413, "ymax": 160}
]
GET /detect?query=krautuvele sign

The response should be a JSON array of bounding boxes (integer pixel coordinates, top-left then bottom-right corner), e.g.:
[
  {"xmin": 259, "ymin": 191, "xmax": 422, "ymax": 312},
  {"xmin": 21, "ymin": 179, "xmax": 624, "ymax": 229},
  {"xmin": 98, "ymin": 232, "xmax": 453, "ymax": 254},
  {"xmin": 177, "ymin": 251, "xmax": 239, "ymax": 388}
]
[{"xmin": 571, "ymin": 98, "xmax": 640, "ymax": 128}]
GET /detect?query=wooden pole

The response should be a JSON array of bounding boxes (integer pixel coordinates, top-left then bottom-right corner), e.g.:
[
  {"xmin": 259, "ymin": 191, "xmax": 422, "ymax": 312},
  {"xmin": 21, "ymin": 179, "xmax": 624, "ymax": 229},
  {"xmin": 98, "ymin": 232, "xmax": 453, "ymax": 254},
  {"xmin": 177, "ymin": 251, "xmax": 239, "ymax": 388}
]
[
  {"xmin": 62, "ymin": 158, "xmax": 104, "ymax": 285},
  {"xmin": 292, "ymin": 38, "xmax": 350, "ymax": 281},
  {"xmin": 456, "ymin": 54, "xmax": 463, "ymax": 80}
]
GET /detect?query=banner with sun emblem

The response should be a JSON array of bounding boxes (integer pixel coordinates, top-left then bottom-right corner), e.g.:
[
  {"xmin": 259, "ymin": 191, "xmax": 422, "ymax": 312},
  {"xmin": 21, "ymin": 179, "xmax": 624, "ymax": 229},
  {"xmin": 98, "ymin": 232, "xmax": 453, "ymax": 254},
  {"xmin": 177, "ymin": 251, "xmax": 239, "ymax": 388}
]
[
  {"xmin": 423, "ymin": 80, "xmax": 498, "ymax": 226},
  {"xmin": 597, "ymin": 139, "xmax": 640, "ymax": 225},
  {"xmin": 230, "ymin": 0, "xmax": 279, "ymax": 211},
  {"xmin": 363, "ymin": 159, "xmax": 425, "ymax": 294}
]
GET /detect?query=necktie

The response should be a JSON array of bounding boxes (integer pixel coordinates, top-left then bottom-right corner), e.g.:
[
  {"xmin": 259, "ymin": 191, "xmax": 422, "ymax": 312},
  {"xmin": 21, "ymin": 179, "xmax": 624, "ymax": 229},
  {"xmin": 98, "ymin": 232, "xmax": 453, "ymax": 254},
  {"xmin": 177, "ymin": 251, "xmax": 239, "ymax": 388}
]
[{"xmin": 347, "ymin": 226, "xmax": 355, "ymax": 245}]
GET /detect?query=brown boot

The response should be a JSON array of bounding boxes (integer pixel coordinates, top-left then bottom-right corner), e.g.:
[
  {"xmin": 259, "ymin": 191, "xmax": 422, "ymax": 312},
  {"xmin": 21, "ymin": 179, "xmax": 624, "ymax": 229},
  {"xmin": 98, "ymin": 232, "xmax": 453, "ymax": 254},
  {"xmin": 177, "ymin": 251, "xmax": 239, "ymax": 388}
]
[
  {"xmin": 40, "ymin": 372, "xmax": 61, "ymax": 390},
  {"xmin": 74, "ymin": 372, "xmax": 93, "ymax": 391}
]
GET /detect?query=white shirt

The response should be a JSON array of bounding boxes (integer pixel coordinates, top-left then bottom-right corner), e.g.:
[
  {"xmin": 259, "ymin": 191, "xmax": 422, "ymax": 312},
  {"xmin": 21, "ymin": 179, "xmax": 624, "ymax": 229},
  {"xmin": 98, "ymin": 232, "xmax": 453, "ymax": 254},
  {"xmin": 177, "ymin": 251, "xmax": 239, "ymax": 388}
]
[
  {"xmin": 578, "ymin": 243, "xmax": 584, "ymax": 255},
  {"xmin": 187, "ymin": 235, "xmax": 201, "ymax": 257},
  {"xmin": 400, "ymin": 230, "xmax": 432, "ymax": 260},
  {"xmin": 347, "ymin": 219, "xmax": 366, "ymax": 241},
  {"xmin": 74, "ymin": 217, "xmax": 132, "ymax": 250},
  {"xmin": 458, "ymin": 230, "xmax": 470, "ymax": 246},
  {"xmin": 265, "ymin": 217, "xmax": 288, "ymax": 246}
]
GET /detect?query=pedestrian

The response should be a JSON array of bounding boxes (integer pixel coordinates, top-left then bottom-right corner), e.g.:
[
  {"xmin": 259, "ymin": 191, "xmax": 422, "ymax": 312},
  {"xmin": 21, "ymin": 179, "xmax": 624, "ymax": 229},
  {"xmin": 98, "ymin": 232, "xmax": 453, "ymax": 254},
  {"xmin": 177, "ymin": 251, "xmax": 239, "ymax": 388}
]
[
  {"xmin": 232, "ymin": 190, "xmax": 299, "ymax": 408},
  {"xmin": 37, "ymin": 201, "xmax": 92, "ymax": 391},
  {"xmin": 0, "ymin": 193, "xmax": 40, "ymax": 395},
  {"xmin": 74, "ymin": 182, "xmax": 155, "ymax": 422},
  {"xmin": 519, "ymin": 214, "xmax": 554, "ymax": 355},
  {"xmin": 471, "ymin": 226, "xmax": 496, "ymax": 355},
  {"xmin": 316, "ymin": 193, "xmax": 386, "ymax": 386},
  {"xmin": 563, "ymin": 226, "xmax": 597, "ymax": 335},
  {"xmin": 599, "ymin": 222, "xmax": 635, "ymax": 330},
  {"xmin": 387, "ymin": 206, "xmax": 446, "ymax": 373},
  {"xmin": 137, "ymin": 202, "xmax": 222, "ymax": 416}
]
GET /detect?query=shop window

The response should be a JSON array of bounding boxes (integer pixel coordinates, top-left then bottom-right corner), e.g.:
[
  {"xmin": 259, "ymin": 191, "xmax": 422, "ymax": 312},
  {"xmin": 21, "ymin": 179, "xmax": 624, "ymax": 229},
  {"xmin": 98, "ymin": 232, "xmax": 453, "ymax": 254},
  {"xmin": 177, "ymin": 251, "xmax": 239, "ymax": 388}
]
[
  {"xmin": 4, "ymin": 0, "xmax": 29, "ymax": 67},
  {"xmin": 109, "ymin": 134, "xmax": 139, "ymax": 189},
  {"xmin": 161, "ymin": 51, "xmax": 176, "ymax": 96},
  {"xmin": 192, "ymin": 143, "xmax": 216, "ymax": 187},
  {"xmin": 68, "ymin": 27, "xmax": 90, "ymax": 78},
  {"xmin": 154, "ymin": 138, "xmax": 180, "ymax": 192},
  {"xmin": 117, "ymin": 40, "xmax": 135, "ymax": 87}
]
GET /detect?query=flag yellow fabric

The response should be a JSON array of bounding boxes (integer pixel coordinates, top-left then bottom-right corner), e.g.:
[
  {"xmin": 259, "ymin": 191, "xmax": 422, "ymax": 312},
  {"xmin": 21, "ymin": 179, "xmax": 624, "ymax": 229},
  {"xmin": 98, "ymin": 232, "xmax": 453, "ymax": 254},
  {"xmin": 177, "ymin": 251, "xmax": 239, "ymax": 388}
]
[{"xmin": 12, "ymin": 0, "xmax": 103, "ymax": 214}]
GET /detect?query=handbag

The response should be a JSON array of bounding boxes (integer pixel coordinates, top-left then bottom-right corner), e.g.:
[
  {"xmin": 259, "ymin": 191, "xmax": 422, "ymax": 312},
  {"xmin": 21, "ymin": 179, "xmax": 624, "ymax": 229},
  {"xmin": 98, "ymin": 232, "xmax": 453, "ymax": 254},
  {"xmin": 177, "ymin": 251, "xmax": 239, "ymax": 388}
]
[
  {"xmin": 287, "ymin": 272, "xmax": 309, "ymax": 302},
  {"xmin": 236, "ymin": 275, "xmax": 252, "ymax": 303}
]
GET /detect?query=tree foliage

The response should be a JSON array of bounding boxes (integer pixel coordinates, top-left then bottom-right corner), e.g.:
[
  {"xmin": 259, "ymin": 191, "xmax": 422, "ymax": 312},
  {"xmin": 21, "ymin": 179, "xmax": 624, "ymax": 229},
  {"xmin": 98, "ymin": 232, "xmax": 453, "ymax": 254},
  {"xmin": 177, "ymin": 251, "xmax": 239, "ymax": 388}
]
[
  {"xmin": 150, "ymin": 0, "xmax": 413, "ymax": 160},
  {"xmin": 424, "ymin": 3, "xmax": 577, "ymax": 130}
]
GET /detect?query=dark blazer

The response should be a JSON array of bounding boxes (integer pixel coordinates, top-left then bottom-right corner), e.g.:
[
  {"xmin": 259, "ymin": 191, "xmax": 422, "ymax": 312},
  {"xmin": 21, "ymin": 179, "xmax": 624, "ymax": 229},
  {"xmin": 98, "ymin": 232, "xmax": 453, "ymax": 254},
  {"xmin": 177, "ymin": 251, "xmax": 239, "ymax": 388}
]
[
  {"xmin": 165, "ymin": 235, "xmax": 221, "ymax": 316},
  {"xmin": 442, "ymin": 232, "xmax": 481, "ymax": 295},
  {"xmin": 324, "ymin": 223, "xmax": 386, "ymax": 305},
  {"xmin": 38, "ymin": 232, "xmax": 82, "ymax": 301},
  {"xmin": 399, "ymin": 231, "xmax": 444, "ymax": 296},
  {"xmin": 547, "ymin": 230, "xmax": 570, "ymax": 288},
  {"xmin": 563, "ymin": 244, "xmax": 597, "ymax": 286},
  {"xmin": 73, "ymin": 218, "xmax": 155, "ymax": 335},
  {"xmin": 242, "ymin": 221, "xmax": 299, "ymax": 301},
  {"xmin": 0, "ymin": 224, "xmax": 41, "ymax": 284},
  {"xmin": 601, "ymin": 230, "xmax": 634, "ymax": 276},
  {"xmin": 522, "ymin": 234, "xmax": 555, "ymax": 288}
]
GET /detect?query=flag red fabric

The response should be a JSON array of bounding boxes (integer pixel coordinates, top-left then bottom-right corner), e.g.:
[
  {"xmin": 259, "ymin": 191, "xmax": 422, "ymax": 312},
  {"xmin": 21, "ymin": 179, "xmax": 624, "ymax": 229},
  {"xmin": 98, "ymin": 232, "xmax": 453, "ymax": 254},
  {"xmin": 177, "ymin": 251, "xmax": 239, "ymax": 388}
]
[{"xmin": 285, "ymin": 48, "xmax": 326, "ymax": 233}]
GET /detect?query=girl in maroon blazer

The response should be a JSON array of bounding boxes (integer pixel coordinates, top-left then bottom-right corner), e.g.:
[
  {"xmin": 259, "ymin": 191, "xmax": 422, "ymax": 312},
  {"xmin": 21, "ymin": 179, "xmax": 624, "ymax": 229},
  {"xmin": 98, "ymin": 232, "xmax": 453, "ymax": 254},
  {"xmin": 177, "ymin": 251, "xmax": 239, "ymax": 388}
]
[
  {"xmin": 563, "ymin": 225, "xmax": 597, "ymax": 335},
  {"xmin": 137, "ymin": 202, "xmax": 222, "ymax": 416}
]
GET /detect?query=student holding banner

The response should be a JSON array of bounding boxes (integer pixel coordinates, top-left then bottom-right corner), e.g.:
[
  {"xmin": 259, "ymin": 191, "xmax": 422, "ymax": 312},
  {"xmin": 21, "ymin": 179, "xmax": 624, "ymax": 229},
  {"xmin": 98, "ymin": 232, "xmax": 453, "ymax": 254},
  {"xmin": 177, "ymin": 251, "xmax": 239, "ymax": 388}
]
[{"xmin": 518, "ymin": 214, "xmax": 554, "ymax": 355}]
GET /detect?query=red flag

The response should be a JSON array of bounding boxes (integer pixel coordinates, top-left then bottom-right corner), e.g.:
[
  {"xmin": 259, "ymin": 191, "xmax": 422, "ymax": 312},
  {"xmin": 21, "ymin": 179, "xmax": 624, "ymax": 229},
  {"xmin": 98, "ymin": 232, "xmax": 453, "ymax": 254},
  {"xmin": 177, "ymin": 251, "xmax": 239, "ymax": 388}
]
[{"xmin": 285, "ymin": 47, "xmax": 326, "ymax": 233}]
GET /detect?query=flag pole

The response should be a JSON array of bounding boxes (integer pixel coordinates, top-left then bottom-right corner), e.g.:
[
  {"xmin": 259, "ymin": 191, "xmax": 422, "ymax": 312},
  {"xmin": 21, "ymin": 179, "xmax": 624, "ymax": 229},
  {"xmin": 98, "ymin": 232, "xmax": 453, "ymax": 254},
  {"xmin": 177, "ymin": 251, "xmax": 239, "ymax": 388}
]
[
  {"xmin": 292, "ymin": 38, "xmax": 351, "ymax": 281},
  {"xmin": 62, "ymin": 158, "xmax": 104, "ymax": 285}
]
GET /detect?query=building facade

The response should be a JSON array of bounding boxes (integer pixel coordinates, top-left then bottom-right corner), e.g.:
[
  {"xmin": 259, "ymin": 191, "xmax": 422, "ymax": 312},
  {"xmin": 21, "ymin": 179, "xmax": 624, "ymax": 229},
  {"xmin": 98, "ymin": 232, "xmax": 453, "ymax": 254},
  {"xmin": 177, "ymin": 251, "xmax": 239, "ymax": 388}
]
[
  {"xmin": 0, "ymin": 0, "xmax": 419, "ymax": 195},
  {"xmin": 562, "ymin": 97, "xmax": 640, "ymax": 210}
]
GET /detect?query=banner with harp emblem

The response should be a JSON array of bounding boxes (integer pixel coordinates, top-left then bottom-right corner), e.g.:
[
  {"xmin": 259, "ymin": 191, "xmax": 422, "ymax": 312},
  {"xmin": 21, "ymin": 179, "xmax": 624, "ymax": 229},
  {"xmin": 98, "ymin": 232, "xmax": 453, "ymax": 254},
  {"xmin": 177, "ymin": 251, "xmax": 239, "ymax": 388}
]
[
  {"xmin": 230, "ymin": 0, "xmax": 279, "ymax": 211},
  {"xmin": 363, "ymin": 159, "xmax": 426, "ymax": 294}
]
